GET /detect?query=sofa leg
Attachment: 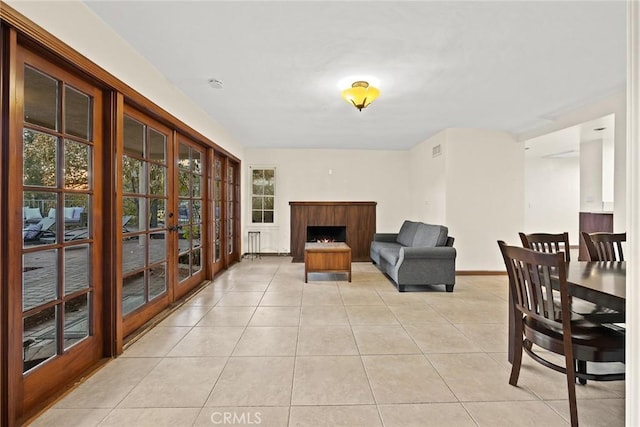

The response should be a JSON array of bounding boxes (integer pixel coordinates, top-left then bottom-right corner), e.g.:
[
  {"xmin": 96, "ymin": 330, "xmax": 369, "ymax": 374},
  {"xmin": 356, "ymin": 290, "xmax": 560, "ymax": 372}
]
[
  {"xmin": 445, "ymin": 284, "xmax": 454, "ymax": 292},
  {"xmin": 398, "ymin": 285, "xmax": 405, "ymax": 292}
]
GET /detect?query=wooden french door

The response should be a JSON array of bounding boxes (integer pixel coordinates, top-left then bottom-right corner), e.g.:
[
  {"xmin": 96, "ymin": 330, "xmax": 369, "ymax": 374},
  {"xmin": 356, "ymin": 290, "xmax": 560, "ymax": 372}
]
[
  {"xmin": 119, "ymin": 109, "xmax": 207, "ymax": 336},
  {"xmin": 174, "ymin": 136, "xmax": 206, "ymax": 300},
  {"xmin": 8, "ymin": 47, "xmax": 104, "ymax": 420},
  {"xmin": 211, "ymin": 153, "xmax": 240, "ymax": 274}
]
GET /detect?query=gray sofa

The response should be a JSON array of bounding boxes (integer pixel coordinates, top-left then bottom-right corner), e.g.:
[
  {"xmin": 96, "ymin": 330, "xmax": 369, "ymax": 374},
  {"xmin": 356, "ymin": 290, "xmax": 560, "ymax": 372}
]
[{"xmin": 370, "ymin": 220, "xmax": 456, "ymax": 292}]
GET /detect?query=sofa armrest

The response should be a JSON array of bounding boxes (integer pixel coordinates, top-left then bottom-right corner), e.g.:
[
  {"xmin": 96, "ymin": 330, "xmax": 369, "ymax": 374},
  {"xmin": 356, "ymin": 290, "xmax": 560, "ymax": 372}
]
[
  {"xmin": 373, "ymin": 233, "xmax": 398, "ymax": 243},
  {"xmin": 400, "ymin": 246, "xmax": 456, "ymax": 260}
]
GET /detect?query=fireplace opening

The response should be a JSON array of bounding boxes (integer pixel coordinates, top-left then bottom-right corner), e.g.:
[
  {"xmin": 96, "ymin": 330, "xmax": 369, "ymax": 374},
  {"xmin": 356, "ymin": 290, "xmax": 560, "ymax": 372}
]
[{"xmin": 307, "ymin": 226, "xmax": 346, "ymax": 243}]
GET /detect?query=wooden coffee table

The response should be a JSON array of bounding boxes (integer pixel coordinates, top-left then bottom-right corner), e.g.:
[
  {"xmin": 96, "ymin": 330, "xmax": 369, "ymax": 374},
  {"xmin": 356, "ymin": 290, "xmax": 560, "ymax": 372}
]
[{"xmin": 304, "ymin": 242, "xmax": 352, "ymax": 283}]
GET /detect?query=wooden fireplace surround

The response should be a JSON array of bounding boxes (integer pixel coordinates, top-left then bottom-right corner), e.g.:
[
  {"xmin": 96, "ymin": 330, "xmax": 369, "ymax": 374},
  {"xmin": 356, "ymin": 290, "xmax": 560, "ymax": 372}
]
[{"xmin": 289, "ymin": 201, "xmax": 376, "ymax": 262}]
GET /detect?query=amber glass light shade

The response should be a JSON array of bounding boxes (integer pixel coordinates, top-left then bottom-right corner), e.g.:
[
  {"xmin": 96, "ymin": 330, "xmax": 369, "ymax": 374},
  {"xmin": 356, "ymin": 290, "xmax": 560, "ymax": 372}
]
[{"xmin": 341, "ymin": 81, "xmax": 380, "ymax": 111}]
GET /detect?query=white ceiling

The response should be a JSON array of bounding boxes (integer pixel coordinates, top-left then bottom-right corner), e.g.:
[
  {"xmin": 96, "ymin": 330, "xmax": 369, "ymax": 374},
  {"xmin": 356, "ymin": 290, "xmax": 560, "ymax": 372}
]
[{"xmin": 84, "ymin": 1, "xmax": 626, "ymax": 151}]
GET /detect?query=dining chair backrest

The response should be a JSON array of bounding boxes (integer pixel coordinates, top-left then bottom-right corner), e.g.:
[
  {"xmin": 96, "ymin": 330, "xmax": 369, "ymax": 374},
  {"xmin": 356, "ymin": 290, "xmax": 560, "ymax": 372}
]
[
  {"xmin": 519, "ymin": 232, "xmax": 571, "ymax": 262},
  {"xmin": 499, "ymin": 241, "xmax": 571, "ymax": 329},
  {"xmin": 581, "ymin": 231, "xmax": 626, "ymax": 261}
]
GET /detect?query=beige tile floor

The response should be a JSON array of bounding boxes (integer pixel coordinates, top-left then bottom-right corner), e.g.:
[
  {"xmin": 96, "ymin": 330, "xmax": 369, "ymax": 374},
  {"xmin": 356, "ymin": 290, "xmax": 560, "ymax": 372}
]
[{"xmin": 29, "ymin": 257, "xmax": 625, "ymax": 426}]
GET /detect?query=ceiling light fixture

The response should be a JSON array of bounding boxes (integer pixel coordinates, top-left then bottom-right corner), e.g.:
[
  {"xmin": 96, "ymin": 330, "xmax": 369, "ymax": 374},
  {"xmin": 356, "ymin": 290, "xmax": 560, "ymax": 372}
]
[{"xmin": 341, "ymin": 81, "xmax": 380, "ymax": 111}]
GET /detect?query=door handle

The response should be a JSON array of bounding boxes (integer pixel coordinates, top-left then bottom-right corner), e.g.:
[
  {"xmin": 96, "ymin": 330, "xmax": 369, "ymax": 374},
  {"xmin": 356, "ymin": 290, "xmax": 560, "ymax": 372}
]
[{"xmin": 168, "ymin": 225, "xmax": 182, "ymax": 232}]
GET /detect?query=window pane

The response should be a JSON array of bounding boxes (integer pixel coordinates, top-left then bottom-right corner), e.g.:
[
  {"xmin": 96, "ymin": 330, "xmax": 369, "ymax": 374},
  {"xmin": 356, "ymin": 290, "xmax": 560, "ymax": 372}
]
[
  {"xmin": 252, "ymin": 169, "xmax": 263, "ymax": 182},
  {"xmin": 192, "ymin": 174, "xmax": 202, "ymax": 198},
  {"xmin": 191, "ymin": 248, "xmax": 202, "ymax": 274},
  {"xmin": 149, "ymin": 163, "xmax": 166, "ymax": 196},
  {"xmin": 178, "ymin": 143, "xmax": 190, "ymax": 171},
  {"xmin": 64, "ymin": 293, "xmax": 90, "ymax": 350},
  {"xmin": 252, "ymin": 210, "xmax": 262, "ymax": 223},
  {"xmin": 148, "ymin": 128, "xmax": 166, "ymax": 163},
  {"xmin": 122, "ymin": 271, "xmax": 145, "ymax": 315},
  {"xmin": 178, "ymin": 201, "xmax": 190, "ymax": 224},
  {"xmin": 65, "ymin": 245, "xmax": 90, "ymax": 295},
  {"xmin": 23, "ymin": 307, "xmax": 57, "ymax": 373},
  {"xmin": 122, "ymin": 234, "xmax": 147, "ymax": 274},
  {"xmin": 64, "ymin": 85, "xmax": 91, "ymax": 139},
  {"xmin": 192, "ymin": 200, "xmax": 202, "ymax": 224},
  {"xmin": 24, "ymin": 66, "xmax": 58, "ymax": 130},
  {"xmin": 149, "ymin": 232, "xmax": 167, "ymax": 265},
  {"xmin": 192, "ymin": 150, "xmax": 202, "ymax": 175},
  {"xmin": 252, "ymin": 184, "xmax": 262, "ymax": 195},
  {"xmin": 252, "ymin": 197, "xmax": 262, "ymax": 210},
  {"xmin": 23, "ymin": 250, "xmax": 58, "ymax": 311},
  {"xmin": 149, "ymin": 198, "xmax": 165, "ymax": 229},
  {"xmin": 264, "ymin": 211, "xmax": 274, "ymax": 223},
  {"xmin": 123, "ymin": 116, "xmax": 144, "ymax": 157},
  {"xmin": 122, "ymin": 156, "xmax": 142, "ymax": 194},
  {"xmin": 123, "ymin": 197, "xmax": 145, "ymax": 231},
  {"xmin": 264, "ymin": 197, "xmax": 274, "ymax": 210},
  {"xmin": 178, "ymin": 170, "xmax": 189, "ymax": 197},
  {"xmin": 65, "ymin": 194, "xmax": 89, "ymax": 235},
  {"xmin": 23, "ymin": 192, "xmax": 56, "ymax": 246},
  {"xmin": 23, "ymin": 130, "xmax": 57, "ymax": 187},
  {"xmin": 264, "ymin": 182, "xmax": 275, "ymax": 196},
  {"xmin": 149, "ymin": 263, "xmax": 166, "ymax": 300},
  {"xmin": 64, "ymin": 139, "xmax": 90, "ymax": 190}
]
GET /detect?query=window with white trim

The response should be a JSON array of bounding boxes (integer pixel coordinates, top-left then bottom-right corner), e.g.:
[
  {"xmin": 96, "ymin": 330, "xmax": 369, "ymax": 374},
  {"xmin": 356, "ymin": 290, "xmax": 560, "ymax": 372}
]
[{"xmin": 250, "ymin": 167, "xmax": 275, "ymax": 223}]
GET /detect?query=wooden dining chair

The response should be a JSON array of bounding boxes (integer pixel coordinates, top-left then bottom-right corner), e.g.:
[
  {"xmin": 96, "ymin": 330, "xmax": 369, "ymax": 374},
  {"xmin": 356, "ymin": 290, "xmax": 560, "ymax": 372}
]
[
  {"xmin": 581, "ymin": 231, "xmax": 626, "ymax": 261},
  {"xmin": 519, "ymin": 232, "xmax": 571, "ymax": 262},
  {"xmin": 498, "ymin": 241, "xmax": 625, "ymax": 427},
  {"xmin": 520, "ymin": 231, "xmax": 624, "ymax": 333}
]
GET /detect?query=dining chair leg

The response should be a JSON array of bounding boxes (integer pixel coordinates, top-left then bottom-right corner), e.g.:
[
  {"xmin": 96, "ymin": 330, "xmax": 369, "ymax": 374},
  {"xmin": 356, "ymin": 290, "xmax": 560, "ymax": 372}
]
[
  {"xmin": 575, "ymin": 359, "xmax": 587, "ymax": 385},
  {"xmin": 564, "ymin": 353, "xmax": 579, "ymax": 426},
  {"xmin": 509, "ymin": 318, "xmax": 524, "ymax": 386}
]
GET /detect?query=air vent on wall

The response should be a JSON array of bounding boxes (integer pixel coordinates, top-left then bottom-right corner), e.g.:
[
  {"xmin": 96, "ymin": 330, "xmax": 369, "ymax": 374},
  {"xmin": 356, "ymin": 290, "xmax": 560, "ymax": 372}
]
[{"xmin": 432, "ymin": 144, "xmax": 442, "ymax": 157}]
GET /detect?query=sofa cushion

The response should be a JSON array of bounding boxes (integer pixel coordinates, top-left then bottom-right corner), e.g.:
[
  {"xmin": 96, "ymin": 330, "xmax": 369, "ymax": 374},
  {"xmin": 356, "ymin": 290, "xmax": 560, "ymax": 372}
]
[
  {"xmin": 396, "ymin": 221, "xmax": 419, "ymax": 247},
  {"xmin": 412, "ymin": 223, "xmax": 448, "ymax": 248}
]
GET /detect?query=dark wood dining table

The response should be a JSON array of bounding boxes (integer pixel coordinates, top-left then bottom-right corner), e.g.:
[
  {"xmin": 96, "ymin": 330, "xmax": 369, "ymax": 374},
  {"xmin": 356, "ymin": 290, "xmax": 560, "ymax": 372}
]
[{"xmin": 508, "ymin": 261, "xmax": 626, "ymax": 363}]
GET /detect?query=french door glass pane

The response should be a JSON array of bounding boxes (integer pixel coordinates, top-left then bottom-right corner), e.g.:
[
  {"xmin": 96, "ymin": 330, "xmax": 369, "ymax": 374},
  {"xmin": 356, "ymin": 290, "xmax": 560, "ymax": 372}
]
[
  {"xmin": 64, "ymin": 293, "xmax": 90, "ymax": 350},
  {"xmin": 192, "ymin": 175, "xmax": 201, "ymax": 198},
  {"xmin": 24, "ymin": 66, "xmax": 58, "ymax": 130},
  {"xmin": 23, "ymin": 307, "xmax": 57, "ymax": 373},
  {"xmin": 148, "ymin": 129, "xmax": 166, "ymax": 163},
  {"xmin": 122, "ymin": 272, "xmax": 145, "ymax": 315},
  {"xmin": 65, "ymin": 245, "xmax": 90, "ymax": 295},
  {"xmin": 64, "ymin": 139, "xmax": 90, "ymax": 190},
  {"xmin": 149, "ymin": 264, "xmax": 167, "ymax": 299},
  {"xmin": 123, "ymin": 197, "xmax": 145, "ymax": 231},
  {"xmin": 178, "ymin": 170, "xmax": 190, "ymax": 197},
  {"xmin": 149, "ymin": 198, "xmax": 165, "ymax": 229},
  {"xmin": 192, "ymin": 151, "xmax": 202, "ymax": 174},
  {"xmin": 122, "ymin": 157, "xmax": 142, "ymax": 194},
  {"xmin": 149, "ymin": 232, "xmax": 167, "ymax": 264},
  {"xmin": 149, "ymin": 164, "xmax": 166, "ymax": 196},
  {"xmin": 23, "ymin": 250, "xmax": 58, "ymax": 311},
  {"xmin": 122, "ymin": 236, "xmax": 147, "ymax": 274},
  {"xmin": 23, "ymin": 130, "xmax": 57, "ymax": 187},
  {"xmin": 64, "ymin": 85, "xmax": 91, "ymax": 139},
  {"xmin": 123, "ymin": 116, "xmax": 144, "ymax": 157},
  {"xmin": 64, "ymin": 194, "xmax": 89, "ymax": 235},
  {"xmin": 192, "ymin": 248, "xmax": 202, "ymax": 274}
]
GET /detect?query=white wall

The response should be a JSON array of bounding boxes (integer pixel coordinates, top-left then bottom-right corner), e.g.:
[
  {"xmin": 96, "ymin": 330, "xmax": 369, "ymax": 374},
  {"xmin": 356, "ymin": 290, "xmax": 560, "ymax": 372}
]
[
  {"xmin": 409, "ymin": 131, "xmax": 447, "ymax": 224},
  {"xmin": 525, "ymin": 155, "xmax": 580, "ymax": 244},
  {"xmin": 580, "ymin": 139, "xmax": 605, "ymax": 212},
  {"xmin": 409, "ymin": 129, "xmax": 524, "ymax": 271},
  {"xmin": 445, "ymin": 129, "xmax": 524, "ymax": 271},
  {"xmin": 243, "ymin": 148, "xmax": 411, "ymax": 253}
]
